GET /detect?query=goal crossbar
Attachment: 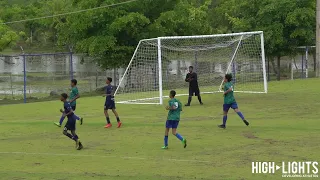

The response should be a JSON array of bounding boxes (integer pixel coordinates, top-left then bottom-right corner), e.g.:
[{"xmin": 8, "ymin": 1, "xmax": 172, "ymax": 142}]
[{"xmin": 158, "ymin": 31, "xmax": 263, "ymax": 40}]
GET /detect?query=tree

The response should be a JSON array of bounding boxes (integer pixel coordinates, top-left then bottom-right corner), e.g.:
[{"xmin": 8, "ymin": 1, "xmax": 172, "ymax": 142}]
[
  {"xmin": 214, "ymin": 0, "xmax": 316, "ymax": 80},
  {"xmin": 150, "ymin": 0, "xmax": 213, "ymax": 36},
  {"xmin": 0, "ymin": 0, "xmax": 316, "ymax": 75},
  {"xmin": 0, "ymin": 22, "xmax": 20, "ymax": 51}
]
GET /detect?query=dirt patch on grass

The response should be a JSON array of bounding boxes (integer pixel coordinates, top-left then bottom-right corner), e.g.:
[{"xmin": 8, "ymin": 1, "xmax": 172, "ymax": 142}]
[
  {"xmin": 33, "ymin": 162, "xmax": 42, "ymax": 166},
  {"xmin": 263, "ymin": 139, "xmax": 277, "ymax": 144},
  {"xmin": 242, "ymin": 131, "xmax": 258, "ymax": 139},
  {"xmin": 242, "ymin": 131, "xmax": 281, "ymax": 146},
  {"xmin": 83, "ymin": 172, "xmax": 108, "ymax": 177}
]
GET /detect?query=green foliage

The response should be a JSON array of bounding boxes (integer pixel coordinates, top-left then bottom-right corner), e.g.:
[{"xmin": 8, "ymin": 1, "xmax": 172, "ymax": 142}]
[
  {"xmin": 215, "ymin": 0, "xmax": 315, "ymax": 57},
  {"xmin": 0, "ymin": 22, "xmax": 19, "ymax": 51},
  {"xmin": 0, "ymin": 0, "xmax": 316, "ymax": 69}
]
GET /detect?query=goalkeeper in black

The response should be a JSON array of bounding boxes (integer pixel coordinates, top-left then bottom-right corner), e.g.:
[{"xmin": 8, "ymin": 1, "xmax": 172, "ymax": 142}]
[{"xmin": 185, "ymin": 66, "xmax": 203, "ymax": 106}]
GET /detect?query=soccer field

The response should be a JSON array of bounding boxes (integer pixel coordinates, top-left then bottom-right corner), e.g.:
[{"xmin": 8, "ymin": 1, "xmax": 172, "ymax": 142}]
[{"xmin": 0, "ymin": 79, "xmax": 319, "ymax": 180}]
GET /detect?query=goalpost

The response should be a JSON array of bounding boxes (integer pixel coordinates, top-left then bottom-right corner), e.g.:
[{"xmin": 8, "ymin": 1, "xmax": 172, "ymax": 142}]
[{"xmin": 114, "ymin": 31, "xmax": 267, "ymax": 105}]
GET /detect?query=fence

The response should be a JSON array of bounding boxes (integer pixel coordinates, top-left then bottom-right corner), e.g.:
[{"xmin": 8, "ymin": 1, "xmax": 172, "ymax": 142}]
[
  {"xmin": 0, "ymin": 52, "xmax": 123, "ymax": 104},
  {"xmin": 266, "ymin": 46, "xmax": 317, "ymax": 81}
]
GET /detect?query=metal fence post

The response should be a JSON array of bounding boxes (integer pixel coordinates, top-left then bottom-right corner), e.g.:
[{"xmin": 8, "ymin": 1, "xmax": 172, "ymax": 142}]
[
  {"xmin": 301, "ymin": 54, "xmax": 304, "ymax": 79},
  {"xmin": 23, "ymin": 54, "xmax": 27, "ymax": 103},
  {"xmin": 69, "ymin": 47, "xmax": 74, "ymax": 80}
]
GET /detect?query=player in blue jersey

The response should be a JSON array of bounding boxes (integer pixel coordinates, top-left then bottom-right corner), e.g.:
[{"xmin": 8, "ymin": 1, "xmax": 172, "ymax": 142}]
[
  {"xmin": 60, "ymin": 93, "xmax": 83, "ymax": 150},
  {"xmin": 218, "ymin": 74, "xmax": 249, "ymax": 129},
  {"xmin": 54, "ymin": 79, "xmax": 83, "ymax": 127},
  {"xmin": 103, "ymin": 77, "xmax": 122, "ymax": 128}
]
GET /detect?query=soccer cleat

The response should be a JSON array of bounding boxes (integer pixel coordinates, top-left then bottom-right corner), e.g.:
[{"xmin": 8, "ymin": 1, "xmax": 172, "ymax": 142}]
[
  {"xmin": 161, "ymin": 146, "xmax": 168, "ymax": 149},
  {"xmin": 54, "ymin": 122, "xmax": 61, "ymax": 127},
  {"xmin": 185, "ymin": 104, "xmax": 190, "ymax": 106},
  {"xmin": 200, "ymin": 102, "xmax": 204, "ymax": 105},
  {"xmin": 182, "ymin": 139, "xmax": 187, "ymax": 148},
  {"xmin": 117, "ymin": 122, "xmax": 122, "ymax": 128},
  {"xmin": 104, "ymin": 123, "xmax": 112, "ymax": 128},
  {"xmin": 75, "ymin": 139, "xmax": 80, "ymax": 149},
  {"xmin": 77, "ymin": 142, "xmax": 83, "ymax": 150},
  {"xmin": 218, "ymin": 124, "xmax": 226, "ymax": 129},
  {"xmin": 80, "ymin": 117, "xmax": 83, "ymax": 125},
  {"xmin": 243, "ymin": 119, "xmax": 249, "ymax": 126}
]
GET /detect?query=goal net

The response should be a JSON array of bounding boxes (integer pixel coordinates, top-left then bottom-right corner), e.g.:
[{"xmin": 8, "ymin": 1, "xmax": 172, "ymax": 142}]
[{"xmin": 115, "ymin": 31, "xmax": 267, "ymax": 104}]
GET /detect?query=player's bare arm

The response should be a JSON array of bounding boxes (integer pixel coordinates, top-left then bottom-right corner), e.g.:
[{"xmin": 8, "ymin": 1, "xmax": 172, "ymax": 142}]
[
  {"xmin": 224, "ymin": 87, "xmax": 233, "ymax": 95},
  {"xmin": 70, "ymin": 94, "xmax": 80, "ymax": 103},
  {"xmin": 166, "ymin": 104, "xmax": 177, "ymax": 110}
]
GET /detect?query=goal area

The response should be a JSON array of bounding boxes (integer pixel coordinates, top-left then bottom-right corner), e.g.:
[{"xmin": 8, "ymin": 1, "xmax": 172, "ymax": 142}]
[{"xmin": 114, "ymin": 31, "xmax": 267, "ymax": 104}]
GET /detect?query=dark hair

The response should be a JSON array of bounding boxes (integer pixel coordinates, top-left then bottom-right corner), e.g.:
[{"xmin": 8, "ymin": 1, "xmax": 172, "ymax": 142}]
[
  {"xmin": 170, "ymin": 90, "xmax": 176, "ymax": 97},
  {"xmin": 107, "ymin": 77, "xmax": 112, "ymax": 83},
  {"xmin": 71, "ymin": 79, "xmax": 77, "ymax": 85},
  {"xmin": 61, "ymin": 93, "xmax": 68, "ymax": 99},
  {"xmin": 225, "ymin": 74, "xmax": 232, "ymax": 82},
  {"xmin": 189, "ymin": 66, "xmax": 193, "ymax": 69}
]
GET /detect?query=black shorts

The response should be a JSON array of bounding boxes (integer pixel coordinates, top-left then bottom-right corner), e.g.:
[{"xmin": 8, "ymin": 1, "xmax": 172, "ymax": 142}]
[
  {"xmin": 189, "ymin": 88, "xmax": 200, "ymax": 96},
  {"xmin": 64, "ymin": 115, "xmax": 76, "ymax": 131},
  {"xmin": 71, "ymin": 105, "xmax": 76, "ymax": 111},
  {"xmin": 104, "ymin": 101, "xmax": 116, "ymax": 110}
]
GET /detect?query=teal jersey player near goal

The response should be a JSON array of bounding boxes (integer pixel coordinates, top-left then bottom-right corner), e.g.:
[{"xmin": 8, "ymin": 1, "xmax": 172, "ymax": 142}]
[
  {"xmin": 218, "ymin": 74, "xmax": 249, "ymax": 129},
  {"xmin": 162, "ymin": 90, "xmax": 187, "ymax": 149}
]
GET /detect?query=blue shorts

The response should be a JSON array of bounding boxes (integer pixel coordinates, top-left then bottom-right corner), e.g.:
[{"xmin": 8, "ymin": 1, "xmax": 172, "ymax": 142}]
[
  {"xmin": 71, "ymin": 105, "xmax": 76, "ymax": 111},
  {"xmin": 165, "ymin": 120, "xmax": 179, "ymax": 129},
  {"xmin": 64, "ymin": 115, "xmax": 76, "ymax": 131},
  {"xmin": 223, "ymin": 102, "xmax": 238, "ymax": 112},
  {"xmin": 104, "ymin": 101, "xmax": 115, "ymax": 110}
]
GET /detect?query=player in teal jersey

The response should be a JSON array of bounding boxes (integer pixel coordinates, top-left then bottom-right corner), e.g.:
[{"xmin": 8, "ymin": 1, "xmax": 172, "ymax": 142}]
[
  {"xmin": 54, "ymin": 79, "xmax": 83, "ymax": 127},
  {"xmin": 162, "ymin": 90, "xmax": 187, "ymax": 149},
  {"xmin": 218, "ymin": 74, "xmax": 249, "ymax": 129}
]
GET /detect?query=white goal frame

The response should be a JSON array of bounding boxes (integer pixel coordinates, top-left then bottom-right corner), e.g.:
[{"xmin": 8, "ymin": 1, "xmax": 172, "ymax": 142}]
[{"xmin": 115, "ymin": 31, "xmax": 267, "ymax": 105}]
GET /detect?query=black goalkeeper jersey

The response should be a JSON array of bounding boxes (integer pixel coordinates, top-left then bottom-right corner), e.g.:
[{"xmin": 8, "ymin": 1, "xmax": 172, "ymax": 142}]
[{"xmin": 185, "ymin": 72, "xmax": 199, "ymax": 90}]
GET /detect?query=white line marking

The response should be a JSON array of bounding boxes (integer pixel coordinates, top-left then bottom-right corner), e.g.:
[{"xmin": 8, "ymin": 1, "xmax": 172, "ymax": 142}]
[{"xmin": 0, "ymin": 151, "xmax": 210, "ymax": 163}]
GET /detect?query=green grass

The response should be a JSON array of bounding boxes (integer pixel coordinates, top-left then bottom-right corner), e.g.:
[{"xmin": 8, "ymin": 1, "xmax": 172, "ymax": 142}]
[{"xmin": 0, "ymin": 79, "xmax": 319, "ymax": 180}]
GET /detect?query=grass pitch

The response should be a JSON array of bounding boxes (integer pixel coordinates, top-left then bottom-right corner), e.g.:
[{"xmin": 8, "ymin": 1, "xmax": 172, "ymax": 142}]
[{"xmin": 0, "ymin": 79, "xmax": 319, "ymax": 180}]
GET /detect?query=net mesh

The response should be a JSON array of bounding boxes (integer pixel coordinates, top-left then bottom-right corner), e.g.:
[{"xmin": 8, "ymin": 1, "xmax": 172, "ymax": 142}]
[{"xmin": 115, "ymin": 32, "xmax": 266, "ymax": 104}]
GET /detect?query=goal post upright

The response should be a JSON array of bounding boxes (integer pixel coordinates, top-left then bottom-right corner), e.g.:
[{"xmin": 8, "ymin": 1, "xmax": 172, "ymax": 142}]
[
  {"xmin": 157, "ymin": 37, "xmax": 163, "ymax": 105},
  {"xmin": 260, "ymin": 32, "xmax": 268, "ymax": 93}
]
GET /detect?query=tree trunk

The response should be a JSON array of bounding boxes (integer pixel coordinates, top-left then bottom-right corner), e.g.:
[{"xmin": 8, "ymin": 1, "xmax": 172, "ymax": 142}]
[
  {"xmin": 113, "ymin": 68, "xmax": 117, "ymax": 86},
  {"xmin": 277, "ymin": 56, "xmax": 281, "ymax": 81},
  {"xmin": 177, "ymin": 60, "xmax": 181, "ymax": 76},
  {"xmin": 270, "ymin": 57, "xmax": 278, "ymax": 77},
  {"xmin": 293, "ymin": 58, "xmax": 298, "ymax": 70}
]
